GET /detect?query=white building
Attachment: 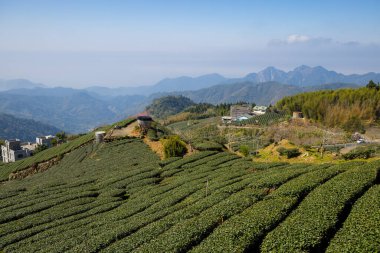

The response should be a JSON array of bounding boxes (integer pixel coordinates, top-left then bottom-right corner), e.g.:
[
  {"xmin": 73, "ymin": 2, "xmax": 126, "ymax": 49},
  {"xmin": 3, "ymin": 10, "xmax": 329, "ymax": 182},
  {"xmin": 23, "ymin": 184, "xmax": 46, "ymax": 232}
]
[
  {"xmin": 36, "ymin": 135, "xmax": 56, "ymax": 148},
  {"xmin": 1, "ymin": 139, "xmax": 32, "ymax": 163},
  {"xmin": 253, "ymin": 105, "xmax": 267, "ymax": 115}
]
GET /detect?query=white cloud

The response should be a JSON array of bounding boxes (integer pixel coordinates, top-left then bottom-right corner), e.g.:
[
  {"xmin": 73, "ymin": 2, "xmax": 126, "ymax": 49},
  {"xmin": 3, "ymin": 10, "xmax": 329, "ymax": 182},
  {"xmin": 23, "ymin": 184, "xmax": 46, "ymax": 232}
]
[
  {"xmin": 286, "ymin": 34, "xmax": 310, "ymax": 43},
  {"xmin": 268, "ymin": 34, "xmax": 332, "ymax": 47}
]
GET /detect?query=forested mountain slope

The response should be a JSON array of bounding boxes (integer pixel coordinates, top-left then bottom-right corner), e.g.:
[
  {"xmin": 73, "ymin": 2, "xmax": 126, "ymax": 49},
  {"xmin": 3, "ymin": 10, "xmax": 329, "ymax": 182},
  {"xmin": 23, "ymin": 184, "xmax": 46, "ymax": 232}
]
[
  {"xmin": 276, "ymin": 86, "xmax": 380, "ymax": 127},
  {"xmin": 0, "ymin": 113, "xmax": 61, "ymax": 142}
]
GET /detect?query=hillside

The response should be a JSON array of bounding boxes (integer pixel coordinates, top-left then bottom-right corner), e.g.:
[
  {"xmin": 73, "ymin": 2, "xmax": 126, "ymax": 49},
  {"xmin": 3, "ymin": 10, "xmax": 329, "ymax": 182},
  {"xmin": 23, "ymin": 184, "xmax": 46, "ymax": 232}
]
[
  {"xmin": 146, "ymin": 95, "xmax": 196, "ymax": 118},
  {"xmin": 276, "ymin": 85, "xmax": 380, "ymax": 130},
  {"xmin": 0, "ymin": 76, "xmax": 361, "ymax": 134},
  {"xmin": 0, "ymin": 135, "xmax": 379, "ymax": 252},
  {"xmin": 0, "ymin": 88, "xmax": 147, "ymax": 133},
  {"xmin": 0, "ymin": 113, "xmax": 61, "ymax": 142},
  {"xmin": 168, "ymin": 81, "xmax": 358, "ymax": 105}
]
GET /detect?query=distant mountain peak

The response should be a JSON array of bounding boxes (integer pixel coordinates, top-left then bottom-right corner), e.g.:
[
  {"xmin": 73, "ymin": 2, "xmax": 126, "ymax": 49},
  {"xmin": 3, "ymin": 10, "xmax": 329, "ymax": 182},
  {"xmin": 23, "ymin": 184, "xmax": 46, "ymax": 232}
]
[
  {"xmin": 262, "ymin": 66, "xmax": 277, "ymax": 71},
  {"xmin": 293, "ymin": 65, "xmax": 312, "ymax": 71}
]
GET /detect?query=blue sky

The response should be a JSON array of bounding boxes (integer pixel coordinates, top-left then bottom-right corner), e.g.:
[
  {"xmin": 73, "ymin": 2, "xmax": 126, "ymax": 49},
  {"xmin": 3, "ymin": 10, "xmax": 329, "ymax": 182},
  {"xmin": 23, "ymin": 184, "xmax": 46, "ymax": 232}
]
[{"xmin": 0, "ymin": 0, "xmax": 379, "ymax": 87}]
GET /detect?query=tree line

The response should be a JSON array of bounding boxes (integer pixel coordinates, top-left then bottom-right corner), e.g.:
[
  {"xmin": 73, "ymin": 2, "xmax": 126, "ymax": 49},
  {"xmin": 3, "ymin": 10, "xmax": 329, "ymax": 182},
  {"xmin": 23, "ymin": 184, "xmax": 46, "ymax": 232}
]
[{"xmin": 275, "ymin": 81, "xmax": 380, "ymax": 131}]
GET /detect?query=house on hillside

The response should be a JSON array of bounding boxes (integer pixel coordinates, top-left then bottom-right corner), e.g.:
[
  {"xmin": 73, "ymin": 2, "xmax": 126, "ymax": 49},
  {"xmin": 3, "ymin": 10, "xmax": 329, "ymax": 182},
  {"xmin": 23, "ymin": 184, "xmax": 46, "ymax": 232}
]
[
  {"xmin": 230, "ymin": 104, "xmax": 253, "ymax": 120},
  {"xmin": 221, "ymin": 116, "xmax": 233, "ymax": 124},
  {"xmin": 253, "ymin": 105, "xmax": 267, "ymax": 115},
  {"xmin": 1, "ymin": 139, "xmax": 32, "ymax": 163},
  {"xmin": 36, "ymin": 135, "xmax": 57, "ymax": 148},
  {"xmin": 292, "ymin": 111, "xmax": 304, "ymax": 119},
  {"xmin": 137, "ymin": 115, "xmax": 153, "ymax": 134},
  {"xmin": 21, "ymin": 142, "xmax": 37, "ymax": 152}
]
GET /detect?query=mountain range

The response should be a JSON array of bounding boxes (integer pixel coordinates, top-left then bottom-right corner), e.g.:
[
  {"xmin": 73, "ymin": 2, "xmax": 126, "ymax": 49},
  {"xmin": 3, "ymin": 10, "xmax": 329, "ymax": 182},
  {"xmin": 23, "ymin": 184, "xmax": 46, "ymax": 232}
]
[
  {"xmin": 84, "ymin": 65, "xmax": 379, "ymax": 95},
  {"xmin": 166, "ymin": 82, "xmax": 360, "ymax": 105},
  {"xmin": 237, "ymin": 65, "xmax": 380, "ymax": 87},
  {"xmin": 0, "ymin": 65, "xmax": 377, "ymax": 133}
]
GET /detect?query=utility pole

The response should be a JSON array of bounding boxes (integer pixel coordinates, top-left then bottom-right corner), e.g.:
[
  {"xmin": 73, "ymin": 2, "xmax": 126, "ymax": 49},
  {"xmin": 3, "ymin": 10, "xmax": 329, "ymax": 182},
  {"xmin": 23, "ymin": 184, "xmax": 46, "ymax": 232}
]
[{"xmin": 205, "ymin": 179, "xmax": 209, "ymax": 197}]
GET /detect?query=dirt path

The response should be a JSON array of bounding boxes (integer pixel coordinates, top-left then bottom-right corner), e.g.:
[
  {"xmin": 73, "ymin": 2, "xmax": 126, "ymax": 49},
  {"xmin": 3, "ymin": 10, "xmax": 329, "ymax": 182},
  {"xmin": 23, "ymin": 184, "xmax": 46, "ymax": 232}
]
[{"xmin": 110, "ymin": 121, "xmax": 140, "ymax": 138}]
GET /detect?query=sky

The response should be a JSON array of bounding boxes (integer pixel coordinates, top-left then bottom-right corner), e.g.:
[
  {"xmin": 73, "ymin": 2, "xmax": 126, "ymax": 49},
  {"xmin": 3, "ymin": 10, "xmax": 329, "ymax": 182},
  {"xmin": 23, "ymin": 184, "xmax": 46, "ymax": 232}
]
[{"xmin": 0, "ymin": 0, "xmax": 379, "ymax": 88}]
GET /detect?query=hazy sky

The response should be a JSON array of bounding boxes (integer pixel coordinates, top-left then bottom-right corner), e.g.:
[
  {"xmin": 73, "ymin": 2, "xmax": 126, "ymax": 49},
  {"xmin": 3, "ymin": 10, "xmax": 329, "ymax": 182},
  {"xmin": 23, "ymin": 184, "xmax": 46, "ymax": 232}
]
[{"xmin": 0, "ymin": 0, "xmax": 379, "ymax": 87}]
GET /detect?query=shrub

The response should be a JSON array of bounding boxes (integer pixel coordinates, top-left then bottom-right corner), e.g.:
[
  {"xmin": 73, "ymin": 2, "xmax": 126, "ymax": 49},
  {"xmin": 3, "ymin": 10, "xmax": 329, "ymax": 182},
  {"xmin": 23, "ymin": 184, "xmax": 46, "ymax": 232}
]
[
  {"xmin": 193, "ymin": 141, "xmax": 223, "ymax": 151},
  {"xmin": 277, "ymin": 147, "xmax": 301, "ymax": 159},
  {"xmin": 343, "ymin": 147, "xmax": 375, "ymax": 160},
  {"xmin": 239, "ymin": 145, "xmax": 250, "ymax": 157},
  {"xmin": 33, "ymin": 144, "xmax": 49, "ymax": 154},
  {"xmin": 161, "ymin": 136, "xmax": 188, "ymax": 158},
  {"xmin": 147, "ymin": 129, "xmax": 159, "ymax": 141},
  {"xmin": 342, "ymin": 116, "xmax": 365, "ymax": 134}
]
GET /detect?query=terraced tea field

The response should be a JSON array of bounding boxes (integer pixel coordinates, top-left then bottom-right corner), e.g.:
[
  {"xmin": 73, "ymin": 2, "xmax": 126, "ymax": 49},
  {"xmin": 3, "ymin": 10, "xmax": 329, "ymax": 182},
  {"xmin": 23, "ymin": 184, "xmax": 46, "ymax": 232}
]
[{"xmin": 0, "ymin": 138, "xmax": 379, "ymax": 252}]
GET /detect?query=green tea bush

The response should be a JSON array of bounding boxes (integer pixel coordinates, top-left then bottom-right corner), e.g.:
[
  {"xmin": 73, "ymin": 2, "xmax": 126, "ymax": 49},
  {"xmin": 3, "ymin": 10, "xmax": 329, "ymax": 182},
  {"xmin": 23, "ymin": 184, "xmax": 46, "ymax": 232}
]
[
  {"xmin": 161, "ymin": 136, "xmax": 188, "ymax": 158},
  {"xmin": 343, "ymin": 147, "xmax": 375, "ymax": 160},
  {"xmin": 326, "ymin": 185, "xmax": 380, "ymax": 252},
  {"xmin": 193, "ymin": 141, "xmax": 223, "ymax": 151}
]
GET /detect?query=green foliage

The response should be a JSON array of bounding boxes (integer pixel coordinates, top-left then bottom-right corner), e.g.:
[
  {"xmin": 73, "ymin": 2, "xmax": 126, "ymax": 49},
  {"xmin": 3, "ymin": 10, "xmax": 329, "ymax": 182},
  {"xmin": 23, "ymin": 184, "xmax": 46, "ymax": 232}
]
[
  {"xmin": 0, "ymin": 136, "xmax": 378, "ymax": 252},
  {"xmin": 239, "ymin": 145, "xmax": 250, "ymax": 157},
  {"xmin": 193, "ymin": 141, "xmax": 224, "ymax": 151},
  {"xmin": 365, "ymin": 80, "xmax": 380, "ymax": 90},
  {"xmin": 184, "ymin": 103, "xmax": 233, "ymax": 116},
  {"xmin": 161, "ymin": 136, "xmax": 188, "ymax": 158},
  {"xmin": 326, "ymin": 184, "xmax": 380, "ymax": 252},
  {"xmin": 0, "ymin": 113, "xmax": 62, "ymax": 142},
  {"xmin": 55, "ymin": 131, "xmax": 67, "ymax": 142},
  {"xmin": 277, "ymin": 147, "xmax": 301, "ymax": 158},
  {"xmin": 0, "ymin": 132, "xmax": 95, "ymax": 181},
  {"xmin": 343, "ymin": 146, "xmax": 376, "ymax": 160},
  {"xmin": 342, "ymin": 116, "xmax": 365, "ymax": 133},
  {"xmin": 33, "ymin": 144, "xmax": 49, "ymax": 154},
  {"xmin": 147, "ymin": 122, "xmax": 170, "ymax": 141},
  {"xmin": 261, "ymin": 163, "xmax": 378, "ymax": 252},
  {"xmin": 146, "ymin": 129, "xmax": 159, "ymax": 141},
  {"xmin": 276, "ymin": 87, "xmax": 380, "ymax": 127},
  {"xmin": 146, "ymin": 95, "xmax": 195, "ymax": 118},
  {"xmin": 192, "ymin": 196, "xmax": 297, "ymax": 252}
]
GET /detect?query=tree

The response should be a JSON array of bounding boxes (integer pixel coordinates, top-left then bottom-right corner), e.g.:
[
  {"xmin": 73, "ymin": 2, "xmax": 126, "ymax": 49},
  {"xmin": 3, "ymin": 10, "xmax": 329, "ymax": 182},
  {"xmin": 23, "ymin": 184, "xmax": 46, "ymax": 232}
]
[
  {"xmin": 56, "ymin": 131, "xmax": 67, "ymax": 143},
  {"xmin": 366, "ymin": 80, "xmax": 377, "ymax": 89},
  {"xmin": 342, "ymin": 116, "xmax": 365, "ymax": 134},
  {"xmin": 34, "ymin": 144, "xmax": 48, "ymax": 154}
]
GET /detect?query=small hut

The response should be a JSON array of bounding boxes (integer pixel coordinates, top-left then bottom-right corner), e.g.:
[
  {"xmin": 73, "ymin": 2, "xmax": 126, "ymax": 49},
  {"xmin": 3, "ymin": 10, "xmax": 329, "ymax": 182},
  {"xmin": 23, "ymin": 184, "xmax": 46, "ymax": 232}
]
[
  {"xmin": 292, "ymin": 111, "xmax": 304, "ymax": 119},
  {"xmin": 95, "ymin": 131, "xmax": 106, "ymax": 143},
  {"xmin": 137, "ymin": 115, "xmax": 153, "ymax": 134}
]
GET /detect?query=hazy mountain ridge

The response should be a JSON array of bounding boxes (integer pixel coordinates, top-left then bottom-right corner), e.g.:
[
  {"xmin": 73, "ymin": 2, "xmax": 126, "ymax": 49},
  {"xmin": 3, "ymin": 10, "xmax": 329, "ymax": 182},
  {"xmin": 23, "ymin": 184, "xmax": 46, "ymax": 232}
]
[
  {"xmin": 164, "ymin": 82, "xmax": 360, "ymax": 105},
  {"xmin": 85, "ymin": 73, "xmax": 227, "ymax": 96},
  {"xmin": 241, "ymin": 65, "xmax": 380, "ymax": 87},
  {"xmin": 84, "ymin": 66, "xmax": 379, "ymax": 95},
  {"xmin": 0, "ymin": 79, "xmax": 46, "ymax": 92},
  {"xmin": 0, "ymin": 87, "xmax": 149, "ymax": 133},
  {"xmin": 0, "ymin": 113, "xmax": 61, "ymax": 142},
  {"xmin": 0, "ymin": 65, "xmax": 372, "ymax": 133}
]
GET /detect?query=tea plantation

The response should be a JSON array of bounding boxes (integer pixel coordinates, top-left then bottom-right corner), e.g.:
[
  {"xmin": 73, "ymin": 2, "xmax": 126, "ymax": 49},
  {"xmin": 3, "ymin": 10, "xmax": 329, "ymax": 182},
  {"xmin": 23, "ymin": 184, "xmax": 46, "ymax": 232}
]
[{"xmin": 0, "ymin": 138, "xmax": 379, "ymax": 252}]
